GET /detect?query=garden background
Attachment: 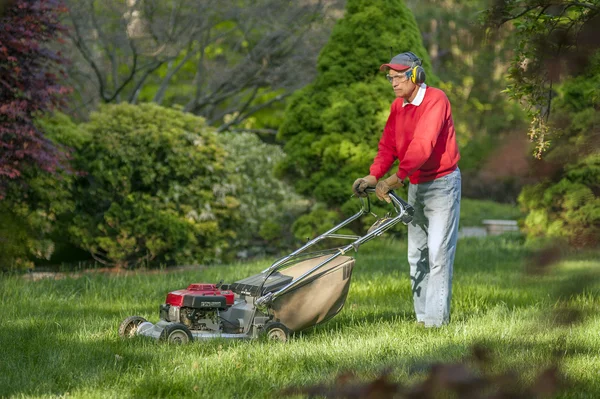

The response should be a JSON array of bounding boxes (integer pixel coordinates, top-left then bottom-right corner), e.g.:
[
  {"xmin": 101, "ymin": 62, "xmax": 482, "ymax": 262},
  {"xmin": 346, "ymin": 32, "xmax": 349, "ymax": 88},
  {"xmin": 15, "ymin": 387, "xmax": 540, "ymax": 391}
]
[{"xmin": 0, "ymin": 0, "xmax": 599, "ymax": 397}]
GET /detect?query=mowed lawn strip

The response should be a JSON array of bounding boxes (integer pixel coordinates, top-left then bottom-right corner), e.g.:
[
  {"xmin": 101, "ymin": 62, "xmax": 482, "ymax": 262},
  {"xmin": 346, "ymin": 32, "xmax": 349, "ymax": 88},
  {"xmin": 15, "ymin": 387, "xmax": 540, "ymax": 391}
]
[{"xmin": 1, "ymin": 236, "xmax": 599, "ymax": 398}]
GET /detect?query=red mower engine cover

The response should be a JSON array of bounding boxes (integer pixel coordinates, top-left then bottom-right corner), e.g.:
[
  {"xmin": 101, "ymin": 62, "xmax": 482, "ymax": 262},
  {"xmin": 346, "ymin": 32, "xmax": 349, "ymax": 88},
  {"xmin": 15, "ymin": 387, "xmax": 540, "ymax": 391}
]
[{"xmin": 166, "ymin": 284, "xmax": 234, "ymax": 309}]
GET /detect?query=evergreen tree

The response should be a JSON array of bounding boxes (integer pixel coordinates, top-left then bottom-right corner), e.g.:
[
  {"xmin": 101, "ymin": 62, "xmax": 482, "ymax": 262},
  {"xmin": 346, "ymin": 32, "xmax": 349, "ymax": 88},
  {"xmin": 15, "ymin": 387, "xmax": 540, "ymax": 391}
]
[{"xmin": 277, "ymin": 0, "xmax": 436, "ymax": 235}]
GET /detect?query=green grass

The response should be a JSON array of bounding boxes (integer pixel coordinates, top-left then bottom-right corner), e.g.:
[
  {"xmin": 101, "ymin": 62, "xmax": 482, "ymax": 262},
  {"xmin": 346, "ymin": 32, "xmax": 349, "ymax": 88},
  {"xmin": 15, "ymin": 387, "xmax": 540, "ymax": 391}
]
[
  {"xmin": 1, "ymin": 236, "xmax": 599, "ymax": 398},
  {"xmin": 460, "ymin": 198, "xmax": 523, "ymax": 226}
]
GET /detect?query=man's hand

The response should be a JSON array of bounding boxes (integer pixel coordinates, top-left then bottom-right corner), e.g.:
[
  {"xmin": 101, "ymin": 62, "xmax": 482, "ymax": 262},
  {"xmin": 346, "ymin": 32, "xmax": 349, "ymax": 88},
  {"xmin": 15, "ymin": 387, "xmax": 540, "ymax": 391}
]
[
  {"xmin": 352, "ymin": 175, "xmax": 377, "ymax": 197},
  {"xmin": 375, "ymin": 174, "xmax": 404, "ymax": 203}
]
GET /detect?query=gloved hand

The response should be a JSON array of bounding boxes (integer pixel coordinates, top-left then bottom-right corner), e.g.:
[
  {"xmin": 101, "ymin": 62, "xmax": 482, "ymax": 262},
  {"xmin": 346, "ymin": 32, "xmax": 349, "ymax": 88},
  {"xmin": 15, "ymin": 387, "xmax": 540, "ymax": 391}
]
[
  {"xmin": 352, "ymin": 175, "xmax": 377, "ymax": 197},
  {"xmin": 375, "ymin": 174, "xmax": 403, "ymax": 203}
]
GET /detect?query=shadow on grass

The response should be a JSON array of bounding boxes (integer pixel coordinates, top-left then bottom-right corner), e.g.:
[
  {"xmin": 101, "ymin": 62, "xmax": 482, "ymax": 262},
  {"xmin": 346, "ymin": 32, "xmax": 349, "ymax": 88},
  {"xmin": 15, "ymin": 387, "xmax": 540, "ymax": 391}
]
[{"xmin": 0, "ymin": 321, "xmax": 157, "ymax": 397}]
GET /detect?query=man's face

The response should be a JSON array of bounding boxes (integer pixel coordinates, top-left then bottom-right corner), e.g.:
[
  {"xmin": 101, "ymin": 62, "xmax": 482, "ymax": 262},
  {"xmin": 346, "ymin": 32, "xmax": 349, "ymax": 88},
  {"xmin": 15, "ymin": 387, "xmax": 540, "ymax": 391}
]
[{"xmin": 387, "ymin": 68, "xmax": 416, "ymax": 99}]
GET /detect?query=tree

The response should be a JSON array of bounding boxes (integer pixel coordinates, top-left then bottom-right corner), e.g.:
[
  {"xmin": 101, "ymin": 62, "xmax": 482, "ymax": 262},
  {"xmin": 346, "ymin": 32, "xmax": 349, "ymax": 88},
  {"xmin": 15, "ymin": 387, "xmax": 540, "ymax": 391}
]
[
  {"xmin": 484, "ymin": 0, "xmax": 600, "ymax": 157},
  {"xmin": 484, "ymin": 1, "xmax": 600, "ymax": 246},
  {"xmin": 518, "ymin": 54, "xmax": 600, "ymax": 247},
  {"xmin": 0, "ymin": 0, "xmax": 71, "ymax": 194},
  {"xmin": 276, "ymin": 0, "xmax": 436, "ymax": 235},
  {"xmin": 63, "ymin": 0, "xmax": 343, "ymax": 130}
]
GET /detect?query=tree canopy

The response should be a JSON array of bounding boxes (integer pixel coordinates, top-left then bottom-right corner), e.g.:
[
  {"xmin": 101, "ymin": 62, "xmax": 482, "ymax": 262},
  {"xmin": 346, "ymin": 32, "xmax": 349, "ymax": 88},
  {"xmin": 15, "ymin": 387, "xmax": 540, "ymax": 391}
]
[
  {"xmin": 277, "ymin": 0, "xmax": 436, "ymax": 234},
  {"xmin": 484, "ymin": 0, "xmax": 600, "ymax": 157},
  {"xmin": 63, "ymin": 0, "xmax": 342, "ymax": 130},
  {"xmin": 0, "ymin": 0, "xmax": 70, "ymax": 193}
]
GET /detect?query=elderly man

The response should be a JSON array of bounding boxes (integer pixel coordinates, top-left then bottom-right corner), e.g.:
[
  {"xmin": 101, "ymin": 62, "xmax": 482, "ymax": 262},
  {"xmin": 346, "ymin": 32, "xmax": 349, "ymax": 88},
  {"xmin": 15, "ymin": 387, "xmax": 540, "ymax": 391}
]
[{"xmin": 353, "ymin": 51, "xmax": 461, "ymax": 328}]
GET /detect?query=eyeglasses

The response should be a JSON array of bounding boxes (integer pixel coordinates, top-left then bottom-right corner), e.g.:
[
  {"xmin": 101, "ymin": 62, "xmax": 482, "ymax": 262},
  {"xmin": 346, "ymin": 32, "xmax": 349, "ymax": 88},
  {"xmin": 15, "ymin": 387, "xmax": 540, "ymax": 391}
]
[{"xmin": 386, "ymin": 72, "xmax": 409, "ymax": 83}]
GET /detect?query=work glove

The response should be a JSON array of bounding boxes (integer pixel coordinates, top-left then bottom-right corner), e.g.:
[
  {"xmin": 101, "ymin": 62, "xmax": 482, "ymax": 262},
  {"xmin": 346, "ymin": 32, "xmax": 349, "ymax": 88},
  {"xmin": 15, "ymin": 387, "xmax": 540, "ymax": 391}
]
[
  {"xmin": 375, "ymin": 174, "xmax": 404, "ymax": 203},
  {"xmin": 352, "ymin": 175, "xmax": 377, "ymax": 197}
]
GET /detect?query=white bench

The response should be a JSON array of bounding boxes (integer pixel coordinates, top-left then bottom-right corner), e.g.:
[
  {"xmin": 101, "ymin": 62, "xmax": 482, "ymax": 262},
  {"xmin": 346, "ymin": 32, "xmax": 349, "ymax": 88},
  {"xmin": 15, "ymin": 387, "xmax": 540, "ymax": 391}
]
[{"xmin": 482, "ymin": 219, "xmax": 519, "ymax": 236}]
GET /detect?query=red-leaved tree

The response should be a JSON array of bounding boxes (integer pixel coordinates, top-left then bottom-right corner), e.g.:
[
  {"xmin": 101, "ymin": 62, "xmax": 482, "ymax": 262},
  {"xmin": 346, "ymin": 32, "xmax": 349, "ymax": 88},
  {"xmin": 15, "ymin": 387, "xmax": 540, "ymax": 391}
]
[{"xmin": 0, "ymin": 0, "xmax": 70, "ymax": 195}]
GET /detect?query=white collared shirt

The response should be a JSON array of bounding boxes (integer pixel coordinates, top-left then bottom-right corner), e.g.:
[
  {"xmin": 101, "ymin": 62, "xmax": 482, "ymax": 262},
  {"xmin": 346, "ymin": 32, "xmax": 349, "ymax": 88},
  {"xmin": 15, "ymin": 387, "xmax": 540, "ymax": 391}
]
[{"xmin": 402, "ymin": 83, "xmax": 427, "ymax": 107}]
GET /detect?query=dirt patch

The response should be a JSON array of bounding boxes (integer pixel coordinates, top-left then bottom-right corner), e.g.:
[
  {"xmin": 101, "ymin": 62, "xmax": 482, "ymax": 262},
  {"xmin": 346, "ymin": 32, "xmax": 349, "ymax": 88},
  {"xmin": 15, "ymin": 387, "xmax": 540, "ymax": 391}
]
[{"xmin": 22, "ymin": 265, "xmax": 205, "ymax": 281}]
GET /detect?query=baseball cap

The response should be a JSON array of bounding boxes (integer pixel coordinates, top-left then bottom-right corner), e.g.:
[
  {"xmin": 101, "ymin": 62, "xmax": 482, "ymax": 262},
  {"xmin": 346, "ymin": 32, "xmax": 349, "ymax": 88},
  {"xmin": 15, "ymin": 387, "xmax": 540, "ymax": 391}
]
[{"xmin": 380, "ymin": 52, "xmax": 421, "ymax": 71}]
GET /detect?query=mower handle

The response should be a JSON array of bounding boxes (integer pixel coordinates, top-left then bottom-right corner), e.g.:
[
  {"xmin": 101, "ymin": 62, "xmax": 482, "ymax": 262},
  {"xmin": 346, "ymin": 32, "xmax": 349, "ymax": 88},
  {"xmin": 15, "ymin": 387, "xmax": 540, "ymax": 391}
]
[
  {"xmin": 255, "ymin": 188, "xmax": 414, "ymax": 306},
  {"xmin": 363, "ymin": 187, "xmax": 411, "ymax": 210},
  {"xmin": 358, "ymin": 188, "xmax": 414, "ymax": 223}
]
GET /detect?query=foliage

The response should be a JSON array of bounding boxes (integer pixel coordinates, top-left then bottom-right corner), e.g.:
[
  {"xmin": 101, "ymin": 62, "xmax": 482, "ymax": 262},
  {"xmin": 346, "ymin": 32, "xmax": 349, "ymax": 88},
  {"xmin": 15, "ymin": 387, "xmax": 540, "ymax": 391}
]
[
  {"xmin": 483, "ymin": 2, "xmax": 600, "ymax": 245},
  {"xmin": 518, "ymin": 56, "xmax": 600, "ymax": 248},
  {"xmin": 0, "ymin": 112, "xmax": 80, "ymax": 271},
  {"xmin": 291, "ymin": 206, "xmax": 342, "ymax": 241},
  {"xmin": 63, "ymin": 0, "xmax": 340, "ymax": 129},
  {"xmin": 0, "ymin": 0, "xmax": 70, "ymax": 192},
  {"xmin": 519, "ymin": 153, "xmax": 600, "ymax": 248},
  {"xmin": 61, "ymin": 104, "xmax": 239, "ymax": 268},
  {"xmin": 0, "ymin": 203, "xmax": 35, "ymax": 271},
  {"xmin": 0, "ymin": 168, "xmax": 74, "ymax": 271},
  {"xmin": 484, "ymin": 0, "xmax": 600, "ymax": 158},
  {"xmin": 277, "ymin": 0, "xmax": 435, "ymax": 233},
  {"xmin": 216, "ymin": 132, "xmax": 309, "ymax": 257}
]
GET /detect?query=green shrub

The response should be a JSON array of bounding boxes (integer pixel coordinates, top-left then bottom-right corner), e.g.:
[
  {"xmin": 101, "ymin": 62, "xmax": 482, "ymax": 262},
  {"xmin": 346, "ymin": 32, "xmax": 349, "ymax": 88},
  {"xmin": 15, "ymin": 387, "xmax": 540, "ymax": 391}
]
[
  {"xmin": 217, "ymin": 132, "xmax": 309, "ymax": 256},
  {"xmin": 277, "ymin": 0, "xmax": 435, "ymax": 234},
  {"xmin": 519, "ymin": 154, "xmax": 600, "ymax": 247},
  {"xmin": 0, "ymin": 204, "xmax": 36, "ymax": 271},
  {"xmin": 0, "ymin": 113, "xmax": 79, "ymax": 271},
  {"xmin": 64, "ymin": 103, "xmax": 239, "ymax": 267},
  {"xmin": 518, "ymin": 54, "xmax": 600, "ymax": 248}
]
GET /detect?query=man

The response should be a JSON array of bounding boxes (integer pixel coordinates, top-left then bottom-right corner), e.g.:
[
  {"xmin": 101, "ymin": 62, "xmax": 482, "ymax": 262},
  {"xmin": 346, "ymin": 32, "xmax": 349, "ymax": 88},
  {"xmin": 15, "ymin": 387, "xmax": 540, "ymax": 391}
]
[{"xmin": 352, "ymin": 51, "xmax": 461, "ymax": 328}]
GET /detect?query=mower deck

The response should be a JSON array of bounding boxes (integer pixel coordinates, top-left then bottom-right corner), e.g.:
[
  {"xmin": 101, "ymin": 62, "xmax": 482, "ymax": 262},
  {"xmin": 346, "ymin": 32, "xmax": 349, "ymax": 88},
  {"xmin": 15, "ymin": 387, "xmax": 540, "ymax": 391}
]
[{"xmin": 136, "ymin": 320, "xmax": 253, "ymax": 340}]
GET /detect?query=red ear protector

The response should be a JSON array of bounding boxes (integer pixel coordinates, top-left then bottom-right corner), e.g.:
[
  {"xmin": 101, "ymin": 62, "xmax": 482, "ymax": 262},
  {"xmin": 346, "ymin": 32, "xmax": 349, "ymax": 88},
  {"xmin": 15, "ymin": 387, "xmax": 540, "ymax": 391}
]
[{"xmin": 405, "ymin": 52, "xmax": 426, "ymax": 85}]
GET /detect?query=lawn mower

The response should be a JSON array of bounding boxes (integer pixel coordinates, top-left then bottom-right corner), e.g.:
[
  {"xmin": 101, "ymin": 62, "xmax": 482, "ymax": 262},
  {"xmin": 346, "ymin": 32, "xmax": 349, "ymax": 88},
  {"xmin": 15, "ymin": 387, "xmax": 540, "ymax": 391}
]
[{"xmin": 118, "ymin": 188, "xmax": 414, "ymax": 343}]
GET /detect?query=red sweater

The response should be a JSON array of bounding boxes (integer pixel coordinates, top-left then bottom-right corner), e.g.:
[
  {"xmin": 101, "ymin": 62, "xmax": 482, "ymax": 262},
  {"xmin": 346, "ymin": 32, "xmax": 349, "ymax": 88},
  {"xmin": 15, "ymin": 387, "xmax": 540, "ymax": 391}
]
[{"xmin": 369, "ymin": 86, "xmax": 460, "ymax": 184}]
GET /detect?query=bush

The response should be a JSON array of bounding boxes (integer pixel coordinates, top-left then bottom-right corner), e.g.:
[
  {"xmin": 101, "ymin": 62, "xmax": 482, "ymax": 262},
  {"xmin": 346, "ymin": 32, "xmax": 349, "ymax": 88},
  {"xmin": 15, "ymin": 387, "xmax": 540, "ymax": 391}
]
[
  {"xmin": 217, "ymin": 132, "xmax": 309, "ymax": 257},
  {"xmin": 518, "ymin": 54, "xmax": 600, "ymax": 248},
  {"xmin": 519, "ymin": 154, "xmax": 600, "ymax": 248},
  {"xmin": 3, "ymin": 107, "xmax": 320, "ymax": 269},
  {"xmin": 277, "ymin": 0, "xmax": 435, "ymax": 233},
  {"xmin": 0, "ymin": 113, "xmax": 78, "ymax": 271},
  {"xmin": 63, "ymin": 104, "xmax": 239, "ymax": 267}
]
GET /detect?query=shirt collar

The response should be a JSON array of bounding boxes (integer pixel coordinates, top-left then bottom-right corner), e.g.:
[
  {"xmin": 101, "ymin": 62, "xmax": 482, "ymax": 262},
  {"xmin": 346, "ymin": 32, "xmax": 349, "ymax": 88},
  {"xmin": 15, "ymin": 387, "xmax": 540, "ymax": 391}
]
[{"xmin": 402, "ymin": 83, "xmax": 427, "ymax": 107}]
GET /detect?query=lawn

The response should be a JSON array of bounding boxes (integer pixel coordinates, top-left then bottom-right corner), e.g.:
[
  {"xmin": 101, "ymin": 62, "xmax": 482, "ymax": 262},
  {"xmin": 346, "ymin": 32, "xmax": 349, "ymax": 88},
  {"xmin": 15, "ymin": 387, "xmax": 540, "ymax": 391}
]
[{"xmin": 1, "ymin": 235, "xmax": 599, "ymax": 398}]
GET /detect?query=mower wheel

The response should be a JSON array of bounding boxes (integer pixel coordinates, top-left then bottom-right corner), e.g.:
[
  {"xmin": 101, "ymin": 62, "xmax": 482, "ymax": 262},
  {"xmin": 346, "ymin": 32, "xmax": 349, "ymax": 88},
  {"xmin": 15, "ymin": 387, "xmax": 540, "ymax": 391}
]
[
  {"xmin": 160, "ymin": 323, "xmax": 193, "ymax": 344},
  {"xmin": 118, "ymin": 316, "xmax": 147, "ymax": 338},
  {"xmin": 263, "ymin": 322, "xmax": 290, "ymax": 343}
]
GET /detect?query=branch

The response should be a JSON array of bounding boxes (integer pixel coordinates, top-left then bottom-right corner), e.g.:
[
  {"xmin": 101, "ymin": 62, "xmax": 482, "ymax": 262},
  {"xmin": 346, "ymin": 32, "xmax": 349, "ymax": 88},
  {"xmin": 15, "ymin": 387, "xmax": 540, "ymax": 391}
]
[
  {"xmin": 238, "ymin": 93, "xmax": 288, "ymax": 119},
  {"xmin": 89, "ymin": 0, "xmax": 120, "ymax": 96},
  {"xmin": 216, "ymin": 93, "xmax": 287, "ymax": 132},
  {"xmin": 128, "ymin": 61, "xmax": 165, "ymax": 104},
  {"xmin": 66, "ymin": 17, "xmax": 108, "ymax": 101},
  {"xmin": 228, "ymin": 128, "xmax": 278, "ymax": 135},
  {"xmin": 184, "ymin": 25, "xmax": 240, "ymax": 112},
  {"xmin": 497, "ymin": 5, "xmax": 539, "ymax": 24},
  {"xmin": 105, "ymin": 51, "xmax": 138, "ymax": 103},
  {"xmin": 216, "ymin": 86, "xmax": 260, "ymax": 132},
  {"xmin": 152, "ymin": 42, "xmax": 196, "ymax": 104},
  {"xmin": 569, "ymin": 2, "xmax": 600, "ymax": 12}
]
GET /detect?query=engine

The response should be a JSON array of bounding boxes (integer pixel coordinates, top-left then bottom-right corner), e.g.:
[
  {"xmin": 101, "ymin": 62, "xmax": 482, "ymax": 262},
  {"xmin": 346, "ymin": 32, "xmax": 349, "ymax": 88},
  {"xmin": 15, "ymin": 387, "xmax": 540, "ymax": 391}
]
[{"xmin": 160, "ymin": 283, "xmax": 234, "ymax": 331}]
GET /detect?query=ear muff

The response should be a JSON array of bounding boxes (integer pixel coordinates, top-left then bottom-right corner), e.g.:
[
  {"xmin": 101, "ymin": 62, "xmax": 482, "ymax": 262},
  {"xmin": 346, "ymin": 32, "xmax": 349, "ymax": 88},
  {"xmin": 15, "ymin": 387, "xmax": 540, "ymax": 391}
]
[
  {"xmin": 405, "ymin": 51, "xmax": 426, "ymax": 85},
  {"xmin": 410, "ymin": 65, "xmax": 426, "ymax": 85}
]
